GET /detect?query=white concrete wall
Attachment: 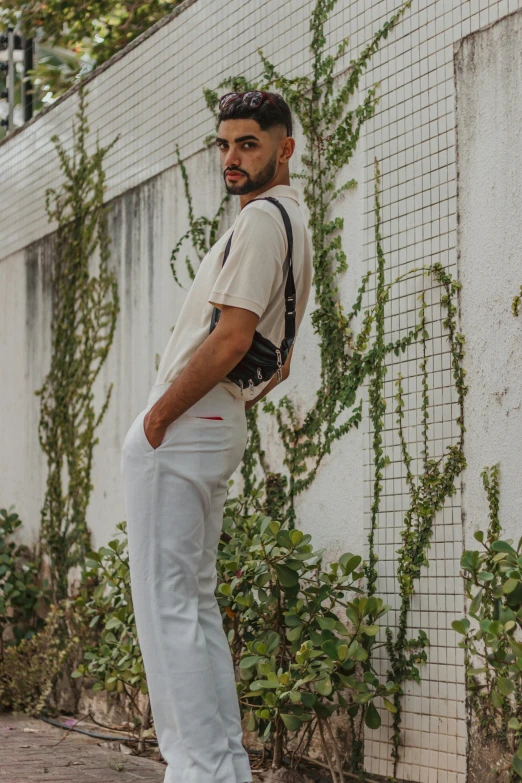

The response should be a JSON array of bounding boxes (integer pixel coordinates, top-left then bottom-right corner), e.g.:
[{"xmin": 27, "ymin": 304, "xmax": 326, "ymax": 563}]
[
  {"xmin": 456, "ymin": 11, "xmax": 522, "ymax": 548},
  {"xmin": 2, "ymin": 1, "xmax": 522, "ymax": 782}
]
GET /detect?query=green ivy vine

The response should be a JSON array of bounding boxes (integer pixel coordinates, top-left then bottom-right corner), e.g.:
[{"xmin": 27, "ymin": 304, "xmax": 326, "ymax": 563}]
[
  {"xmin": 453, "ymin": 465, "xmax": 522, "ymax": 781},
  {"xmin": 169, "ymin": 0, "xmax": 470, "ymax": 776},
  {"xmin": 36, "ymin": 84, "xmax": 120, "ymax": 600}
]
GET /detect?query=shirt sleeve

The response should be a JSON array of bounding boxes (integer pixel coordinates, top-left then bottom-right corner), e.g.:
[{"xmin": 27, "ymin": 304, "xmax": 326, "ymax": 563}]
[{"xmin": 209, "ymin": 205, "xmax": 287, "ymax": 318}]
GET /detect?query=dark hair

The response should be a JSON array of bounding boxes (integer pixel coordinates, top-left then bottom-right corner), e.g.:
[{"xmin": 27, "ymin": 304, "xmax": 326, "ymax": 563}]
[{"xmin": 217, "ymin": 92, "xmax": 293, "ymax": 138}]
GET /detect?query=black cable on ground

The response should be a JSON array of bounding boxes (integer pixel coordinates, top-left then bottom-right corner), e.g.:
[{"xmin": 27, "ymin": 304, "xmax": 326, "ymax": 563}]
[
  {"xmin": 36, "ymin": 716, "xmax": 382, "ymax": 782},
  {"xmin": 35, "ymin": 714, "xmax": 158, "ymax": 744}
]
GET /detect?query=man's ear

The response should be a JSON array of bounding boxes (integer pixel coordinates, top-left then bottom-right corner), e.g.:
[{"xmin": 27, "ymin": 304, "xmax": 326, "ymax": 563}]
[{"xmin": 280, "ymin": 135, "xmax": 295, "ymax": 164}]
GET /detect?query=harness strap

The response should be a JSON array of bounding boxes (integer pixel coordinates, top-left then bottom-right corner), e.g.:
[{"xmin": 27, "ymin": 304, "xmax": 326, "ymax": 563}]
[{"xmin": 209, "ymin": 196, "xmax": 295, "ymax": 348}]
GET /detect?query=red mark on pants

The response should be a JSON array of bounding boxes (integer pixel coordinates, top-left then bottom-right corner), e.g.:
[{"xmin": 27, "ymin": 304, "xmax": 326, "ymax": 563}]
[{"xmin": 195, "ymin": 416, "xmax": 223, "ymax": 420}]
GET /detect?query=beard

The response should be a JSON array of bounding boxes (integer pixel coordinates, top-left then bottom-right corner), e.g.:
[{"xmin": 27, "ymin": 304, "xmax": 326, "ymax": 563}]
[{"xmin": 224, "ymin": 152, "xmax": 278, "ymax": 195}]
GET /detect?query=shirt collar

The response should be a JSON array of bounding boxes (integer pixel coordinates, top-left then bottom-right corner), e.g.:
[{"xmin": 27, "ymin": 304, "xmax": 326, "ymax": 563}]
[
  {"xmin": 258, "ymin": 184, "xmax": 300, "ymax": 204},
  {"xmin": 236, "ymin": 183, "xmax": 300, "ymax": 215}
]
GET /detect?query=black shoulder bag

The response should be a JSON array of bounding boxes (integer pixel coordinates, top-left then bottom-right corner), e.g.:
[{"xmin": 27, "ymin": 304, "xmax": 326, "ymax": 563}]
[{"xmin": 209, "ymin": 196, "xmax": 296, "ymax": 397}]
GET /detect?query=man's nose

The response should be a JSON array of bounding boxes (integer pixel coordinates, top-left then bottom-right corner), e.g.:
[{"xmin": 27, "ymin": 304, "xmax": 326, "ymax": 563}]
[{"xmin": 224, "ymin": 148, "xmax": 241, "ymax": 168}]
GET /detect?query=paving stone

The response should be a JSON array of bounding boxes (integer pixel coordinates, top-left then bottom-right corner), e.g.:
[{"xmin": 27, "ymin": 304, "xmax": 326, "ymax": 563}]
[{"xmin": 0, "ymin": 713, "xmax": 165, "ymax": 783}]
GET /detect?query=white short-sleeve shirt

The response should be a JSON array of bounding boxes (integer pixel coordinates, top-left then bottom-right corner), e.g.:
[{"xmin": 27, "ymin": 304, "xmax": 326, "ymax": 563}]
[{"xmin": 155, "ymin": 183, "xmax": 313, "ymax": 400}]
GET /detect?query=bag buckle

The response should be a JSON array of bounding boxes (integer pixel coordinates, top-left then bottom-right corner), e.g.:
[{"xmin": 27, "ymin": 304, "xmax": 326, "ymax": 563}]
[{"xmin": 276, "ymin": 348, "xmax": 283, "ymax": 383}]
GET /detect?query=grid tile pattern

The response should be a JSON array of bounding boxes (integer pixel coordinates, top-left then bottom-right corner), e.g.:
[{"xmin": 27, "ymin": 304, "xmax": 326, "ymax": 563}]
[
  {"xmin": 1, "ymin": 1, "xmax": 520, "ymax": 781},
  {"xmin": 357, "ymin": 2, "xmax": 521, "ymax": 781}
]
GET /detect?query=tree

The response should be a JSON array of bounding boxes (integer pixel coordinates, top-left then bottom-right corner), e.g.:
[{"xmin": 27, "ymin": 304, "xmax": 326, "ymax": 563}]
[{"xmin": 0, "ymin": 0, "xmax": 182, "ymax": 104}]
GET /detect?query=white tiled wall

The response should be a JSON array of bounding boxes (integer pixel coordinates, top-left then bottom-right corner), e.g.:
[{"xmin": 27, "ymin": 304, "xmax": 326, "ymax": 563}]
[
  {"xmin": 2, "ymin": 1, "xmax": 521, "ymax": 781},
  {"xmin": 358, "ymin": 3, "xmax": 521, "ymax": 781}
]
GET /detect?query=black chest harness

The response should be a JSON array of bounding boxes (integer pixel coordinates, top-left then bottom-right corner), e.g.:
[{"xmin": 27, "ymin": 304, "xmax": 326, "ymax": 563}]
[{"xmin": 209, "ymin": 196, "xmax": 296, "ymax": 397}]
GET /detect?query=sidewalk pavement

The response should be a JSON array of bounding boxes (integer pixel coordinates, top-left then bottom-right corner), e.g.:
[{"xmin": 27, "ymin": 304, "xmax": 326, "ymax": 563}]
[
  {"xmin": 0, "ymin": 712, "xmax": 271, "ymax": 783},
  {"xmin": 0, "ymin": 712, "xmax": 165, "ymax": 782}
]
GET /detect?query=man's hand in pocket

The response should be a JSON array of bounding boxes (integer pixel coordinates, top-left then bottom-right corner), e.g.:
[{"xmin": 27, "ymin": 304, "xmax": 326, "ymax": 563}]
[{"xmin": 143, "ymin": 407, "xmax": 170, "ymax": 450}]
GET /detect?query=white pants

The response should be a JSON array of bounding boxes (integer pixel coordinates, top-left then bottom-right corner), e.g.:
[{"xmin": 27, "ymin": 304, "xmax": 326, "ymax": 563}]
[{"xmin": 120, "ymin": 382, "xmax": 251, "ymax": 783}]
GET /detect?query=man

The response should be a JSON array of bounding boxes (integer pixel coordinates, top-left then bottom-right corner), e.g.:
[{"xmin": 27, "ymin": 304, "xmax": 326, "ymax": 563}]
[{"xmin": 120, "ymin": 91, "xmax": 313, "ymax": 783}]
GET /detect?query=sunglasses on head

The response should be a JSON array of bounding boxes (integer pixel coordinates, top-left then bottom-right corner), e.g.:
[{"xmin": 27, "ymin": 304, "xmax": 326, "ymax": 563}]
[{"xmin": 218, "ymin": 91, "xmax": 289, "ymax": 135}]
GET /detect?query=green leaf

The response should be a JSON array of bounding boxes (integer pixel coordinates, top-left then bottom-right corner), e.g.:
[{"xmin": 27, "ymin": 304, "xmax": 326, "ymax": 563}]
[
  {"xmin": 510, "ymin": 638, "xmax": 522, "ymax": 656},
  {"xmin": 315, "ymin": 678, "xmax": 333, "ymax": 696},
  {"xmin": 98, "ymin": 547, "xmax": 116, "ymax": 558},
  {"xmin": 339, "ymin": 554, "xmax": 362, "ymax": 575},
  {"xmin": 266, "ymin": 632, "xmax": 281, "ymax": 653},
  {"xmin": 451, "ymin": 619, "xmax": 470, "ymax": 636},
  {"xmin": 382, "ymin": 697, "xmax": 397, "ymax": 713},
  {"xmin": 496, "ymin": 677, "xmax": 514, "ymax": 696},
  {"xmin": 361, "ymin": 625, "xmax": 380, "ymax": 636},
  {"xmin": 353, "ymin": 646, "xmax": 368, "ymax": 662},
  {"xmin": 301, "ymin": 691, "xmax": 316, "ymax": 707},
  {"xmin": 321, "ymin": 640, "xmax": 339, "ymax": 660},
  {"xmin": 287, "ymin": 625, "xmax": 303, "ymax": 642},
  {"xmin": 250, "ymin": 680, "xmax": 279, "ymax": 690},
  {"xmin": 491, "ymin": 689, "xmax": 503, "ymax": 708},
  {"xmin": 512, "ymin": 753, "xmax": 522, "ymax": 776},
  {"xmin": 281, "ymin": 714, "xmax": 302, "ymax": 731},
  {"xmin": 239, "ymin": 656, "xmax": 262, "ymax": 669},
  {"xmin": 290, "ymin": 530, "xmax": 304, "ymax": 546},
  {"xmin": 275, "ymin": 530, "xmax": 292, "ymax": 550},
  {"xmin": 503, "ymin": 578, "xmax": 519, "ymax": 595},
  {"xmin": 314, "ymin": 701, "xmax": 337, "ymax": 719},
  {"xmin": 492, "ymin": 540, "xmax": 517, "ymax": 555},
  {"xmin": 469, "ymin": 589, "xmax": 482, "ymax": 616},
  {"xmin": 317, "ymin": 617, "xmax": 336, "ymax": 631},
  {"xmin": 274, "ymin": 564, "xmax": 299, "ymax": 588},
  {"xmin": 364, "ymin": 702, "xmax": 381, "ymax": 729}
]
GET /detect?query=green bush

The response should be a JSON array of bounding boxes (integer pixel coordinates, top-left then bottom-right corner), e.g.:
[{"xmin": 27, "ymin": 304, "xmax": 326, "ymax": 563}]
[
  {"xmin": 453, "ymin": 465, "xmax": 522, "ymax": 780},
  {"xmin": 0, "ymin": 506, "xmax": 49, "ymax": 655},
  {"xmin": 217, "ymin": 488, "xmax": 398, "ymax": 773},
  {"xmin": 0, "ymin": 599, "xmax": 86, "ymax": 714},
  {"xmin": 73, "ymin": 521, "xmax": 148, "ymax": 703},
  {"xmin": 69, "ymin": 499, "xmax": 397, "ymax": 775}
]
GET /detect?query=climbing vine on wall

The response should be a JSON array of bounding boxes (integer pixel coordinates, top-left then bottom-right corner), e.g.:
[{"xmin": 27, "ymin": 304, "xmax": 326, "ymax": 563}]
[
  {"xmin": 36, "ymin": 84, "xmax": 120, "ymax": 601},
  {"xmin": 453, "ymin": 465, "xmax": 522, "ymax": 782},
  {"xmin": 170, "ymin": 0, "xmax": 470, "ymax": 776}
]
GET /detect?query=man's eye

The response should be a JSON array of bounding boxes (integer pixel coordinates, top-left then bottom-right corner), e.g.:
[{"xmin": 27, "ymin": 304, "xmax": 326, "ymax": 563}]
[{"xmin": 216, "ymin": 142, "xmax": 256, "ymax": 149}]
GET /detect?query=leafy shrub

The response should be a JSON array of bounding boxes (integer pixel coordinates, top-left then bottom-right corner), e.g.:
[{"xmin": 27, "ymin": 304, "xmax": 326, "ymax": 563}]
[
  {"xmin": 0, "ymin": 506, "xmax": 49, "ymax": 655},
  {"xmin": 217, "ymin": 490, "xmax": 398, "ymax": 774},
  {"xmin": 453, "ymin": 465, "xmax": 522, "ymax": 779},
  {"xmin": 73, "ymin": 521, "xmax": 148, "ymax": 706},
  {"xmin": 0, "ymin": 599, "xmax": 87, "ymax": 714}
]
